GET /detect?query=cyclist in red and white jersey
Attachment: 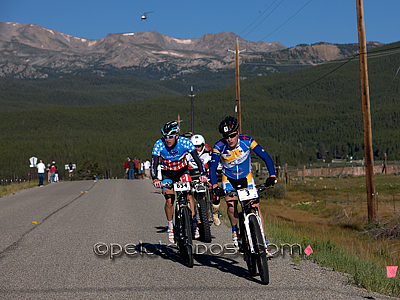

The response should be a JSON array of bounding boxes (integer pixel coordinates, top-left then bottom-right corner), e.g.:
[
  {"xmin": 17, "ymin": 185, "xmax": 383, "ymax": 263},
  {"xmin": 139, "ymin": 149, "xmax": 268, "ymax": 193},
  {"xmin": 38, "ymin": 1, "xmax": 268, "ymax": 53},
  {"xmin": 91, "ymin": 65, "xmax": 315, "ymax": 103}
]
[{"xmin": 151, "ymin": 121, "xmax": 207, "ymax": 243}]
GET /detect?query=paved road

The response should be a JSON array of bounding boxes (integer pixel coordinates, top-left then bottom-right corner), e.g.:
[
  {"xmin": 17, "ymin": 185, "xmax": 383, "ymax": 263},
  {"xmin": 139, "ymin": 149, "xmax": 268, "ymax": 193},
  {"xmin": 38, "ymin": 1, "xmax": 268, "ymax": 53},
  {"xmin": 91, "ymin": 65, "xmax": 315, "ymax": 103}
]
[{"xmin": 0, "ymin": 179, "xmax": 397, "ymax": 299}]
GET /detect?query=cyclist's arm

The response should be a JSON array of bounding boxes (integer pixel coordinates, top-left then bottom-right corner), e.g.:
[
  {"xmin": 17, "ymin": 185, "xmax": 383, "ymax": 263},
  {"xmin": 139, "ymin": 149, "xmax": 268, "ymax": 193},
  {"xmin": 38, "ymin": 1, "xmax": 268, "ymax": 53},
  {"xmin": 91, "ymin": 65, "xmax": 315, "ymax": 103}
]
[
  {"xmin": 252, "ymin": 144, "xmax": 276, "ymax": 177},
  {"xmin": 151, "ymin": 155, "xmax": 160, "ymax": 180},
  {"xmin": 209, "ymin": 152, "xmax": 220, "ymax": 186},
  {"xmin": 189, "ymin": 150, "xmax": 207, "ymax": 176}
]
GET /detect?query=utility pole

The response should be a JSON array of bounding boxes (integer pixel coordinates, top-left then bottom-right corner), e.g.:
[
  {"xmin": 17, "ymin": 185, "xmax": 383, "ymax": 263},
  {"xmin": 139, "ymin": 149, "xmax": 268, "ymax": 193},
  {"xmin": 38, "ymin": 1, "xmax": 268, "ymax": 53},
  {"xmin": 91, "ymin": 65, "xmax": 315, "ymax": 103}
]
[
  {"xmin": 188, "ymin": 86, "xmax": 195, "ymax": 133},
  {"xmin": 356, "ymin": 0, "xmax": 376, "ymax": 223},
  {"xmin": 229, "ymin": 37, "xmax": 245, "ymax": 133}
]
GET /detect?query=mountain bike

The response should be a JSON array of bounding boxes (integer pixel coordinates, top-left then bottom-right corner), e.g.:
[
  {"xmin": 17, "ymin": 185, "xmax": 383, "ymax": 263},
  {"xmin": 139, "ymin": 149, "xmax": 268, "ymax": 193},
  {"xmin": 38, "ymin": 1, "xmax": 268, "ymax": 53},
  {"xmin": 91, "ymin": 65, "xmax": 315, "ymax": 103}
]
[
  {"xmin": 165, "ymin": 181, "xmax": 194, "ymax": 268},
  {"xmin": 237, "ymin": 183, "xmax": 271, "ymax": 285},
  {"xmin": 191, "ymin": 175, "xmax": 213, "ymax": 243}
]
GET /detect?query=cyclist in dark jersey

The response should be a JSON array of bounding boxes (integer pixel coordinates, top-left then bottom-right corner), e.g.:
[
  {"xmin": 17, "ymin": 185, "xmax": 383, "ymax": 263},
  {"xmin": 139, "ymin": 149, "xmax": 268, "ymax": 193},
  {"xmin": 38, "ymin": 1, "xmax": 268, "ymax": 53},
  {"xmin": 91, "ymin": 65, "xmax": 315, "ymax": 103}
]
[
  {"xmin": 151, "ymin": 121, "xmax": 207, "ymax": 243},
  {"xmin": 209, "ymin": 116, "xmax": 277, "ymax": 247}
]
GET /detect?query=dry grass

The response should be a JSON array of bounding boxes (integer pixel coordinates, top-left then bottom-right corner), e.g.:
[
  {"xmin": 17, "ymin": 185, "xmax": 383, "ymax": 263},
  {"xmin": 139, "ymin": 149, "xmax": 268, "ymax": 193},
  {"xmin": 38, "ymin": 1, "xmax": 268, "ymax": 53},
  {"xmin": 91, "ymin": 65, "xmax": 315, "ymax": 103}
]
[{"xmin": 0, "ymin": 180, "xmax": 40, "ymax": 197}]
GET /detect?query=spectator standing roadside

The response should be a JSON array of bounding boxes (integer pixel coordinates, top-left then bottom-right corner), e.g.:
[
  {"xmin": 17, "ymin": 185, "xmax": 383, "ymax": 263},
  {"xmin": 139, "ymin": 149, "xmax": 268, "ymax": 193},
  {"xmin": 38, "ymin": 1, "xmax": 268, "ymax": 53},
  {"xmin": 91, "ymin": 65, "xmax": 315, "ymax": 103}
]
[
  {"xmin": 124, "ymin": 157, "xmax": 130, "ymax": 179},
  {"xmin": 144, "ymin": 159, "xmax": 151, "ymax": 178},
  {"xmin": 134, "ymin": 157, "xmax": 139, "ymax": 179},
  {"xmin": 50, "ymin": 161, "xmax": 57, "ymax": 183},
  {"xmin": 46, "ymin": 164, "xmax": 51, "ymax": 182},
  {"xmin": 68, "ymin": 162, "xmax": 74, "ymax": 181},
  {"xmin": 128, "ymin": 158, "xmax": 136, "ymax": 180},
  {"xmin": 54, "ymin": 165, "xmax": 59, "ymax": 182},
  {"xmin": 36, "ymin": 159, "xmax": 46, "ymax": 187},
  {"xmin": 138, "ymin": 159, "xmax": 144, "ymax": 179}
]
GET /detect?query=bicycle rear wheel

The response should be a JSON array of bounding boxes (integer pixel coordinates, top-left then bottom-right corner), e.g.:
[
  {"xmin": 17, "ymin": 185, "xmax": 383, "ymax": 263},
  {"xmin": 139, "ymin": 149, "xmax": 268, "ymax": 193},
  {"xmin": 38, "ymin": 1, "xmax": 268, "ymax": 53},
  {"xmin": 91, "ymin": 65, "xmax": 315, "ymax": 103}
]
[
  {"xmin": 181, "ymin": 206, "xmax": 193, "ymax": 268},
  {"xmin": 198, "ymin": 198, "xmax": 212, "ymax": 243},
  {"xmin": 249, "ymin": 214, "xmax": 269, "ymax": 285}
]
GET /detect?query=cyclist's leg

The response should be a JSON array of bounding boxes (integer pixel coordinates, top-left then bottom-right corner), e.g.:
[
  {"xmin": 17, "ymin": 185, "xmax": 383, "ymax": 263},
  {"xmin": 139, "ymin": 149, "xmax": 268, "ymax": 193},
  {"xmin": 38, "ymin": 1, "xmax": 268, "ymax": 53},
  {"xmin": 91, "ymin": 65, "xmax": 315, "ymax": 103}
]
[
  {"xmin": 163, "ymin": 188, "xmax": 175, "ymax": 221},
  {"xmin": 161, "ymin": 177, "xmax": 175, "ymax": 243},
  {"xmin": 160, "ymin": 175, "xmax": 175, "ymax": 222},
  {"xmin": 222, "ymin": 175, "xmax": 240, "ymax": 225},
  {"xmin": 250, "ymin": 198, "xmax": 265, "ymax": 231}
]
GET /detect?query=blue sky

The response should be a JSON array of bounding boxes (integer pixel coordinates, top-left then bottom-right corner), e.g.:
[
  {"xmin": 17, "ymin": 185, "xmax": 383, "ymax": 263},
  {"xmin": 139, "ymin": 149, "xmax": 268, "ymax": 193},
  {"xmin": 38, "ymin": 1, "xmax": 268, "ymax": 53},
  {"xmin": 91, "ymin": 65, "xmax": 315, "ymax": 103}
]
[{"xmin": 1, "ymin": 0, "xmax": 399, "ymax": 48}]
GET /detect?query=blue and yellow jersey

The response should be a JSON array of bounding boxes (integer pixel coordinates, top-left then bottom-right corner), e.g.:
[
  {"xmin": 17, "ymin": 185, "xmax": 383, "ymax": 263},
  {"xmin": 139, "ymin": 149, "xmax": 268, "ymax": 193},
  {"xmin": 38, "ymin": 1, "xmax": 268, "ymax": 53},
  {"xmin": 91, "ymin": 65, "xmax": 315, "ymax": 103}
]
[{"xmin": 209, "ymin": 134, "xmax": 275, "ymax": 185}]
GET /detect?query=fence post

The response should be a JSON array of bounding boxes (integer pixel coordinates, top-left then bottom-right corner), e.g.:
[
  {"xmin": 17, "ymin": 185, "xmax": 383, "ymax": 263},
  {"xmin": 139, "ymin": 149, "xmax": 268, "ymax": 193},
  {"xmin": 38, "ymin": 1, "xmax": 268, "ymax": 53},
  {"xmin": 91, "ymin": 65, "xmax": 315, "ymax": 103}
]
[
  {"xmin": 394, "ymin": 193, "xmax": 395, "ymax": 212},
  {"xmin": 335, "ymin": 187, "xmax": 337, "ymax": 203}
]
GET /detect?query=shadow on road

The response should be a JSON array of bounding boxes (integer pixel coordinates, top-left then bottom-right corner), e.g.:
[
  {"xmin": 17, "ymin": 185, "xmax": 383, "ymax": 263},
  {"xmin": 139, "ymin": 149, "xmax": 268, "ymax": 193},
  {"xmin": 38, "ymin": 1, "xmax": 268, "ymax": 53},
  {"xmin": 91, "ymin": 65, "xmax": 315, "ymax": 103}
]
[{"xmin": 150, "ymin": 225, "xmax": 265, "ymax": 283}]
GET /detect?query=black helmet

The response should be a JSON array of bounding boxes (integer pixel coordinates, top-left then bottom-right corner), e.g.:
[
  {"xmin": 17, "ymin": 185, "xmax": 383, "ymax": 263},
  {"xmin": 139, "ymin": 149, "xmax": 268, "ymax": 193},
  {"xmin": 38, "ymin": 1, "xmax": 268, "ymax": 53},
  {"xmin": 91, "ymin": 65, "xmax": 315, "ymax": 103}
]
[
  {"xmin": 219, "ymin": 116, "xmax": 239, "ymax": 135},
  {"xmin": 161, "ymin": 121, "xmax": 180, "ymax": 136}
]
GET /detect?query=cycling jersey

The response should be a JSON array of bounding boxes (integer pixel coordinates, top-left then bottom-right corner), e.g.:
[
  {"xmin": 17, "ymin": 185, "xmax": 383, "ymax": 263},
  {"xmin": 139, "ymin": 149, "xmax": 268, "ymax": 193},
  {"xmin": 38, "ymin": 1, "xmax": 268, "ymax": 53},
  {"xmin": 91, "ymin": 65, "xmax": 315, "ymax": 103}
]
[
  {"xmin": 151, "ymin": 136, "xmax": 206, "ymax": 180},
  {"xmin": 209, "ymin": 134, "xmax": 275, "ymax": 186},
  {"xmin": 186, "ymin": 148, "xmax": 211, "ymax": 170}
]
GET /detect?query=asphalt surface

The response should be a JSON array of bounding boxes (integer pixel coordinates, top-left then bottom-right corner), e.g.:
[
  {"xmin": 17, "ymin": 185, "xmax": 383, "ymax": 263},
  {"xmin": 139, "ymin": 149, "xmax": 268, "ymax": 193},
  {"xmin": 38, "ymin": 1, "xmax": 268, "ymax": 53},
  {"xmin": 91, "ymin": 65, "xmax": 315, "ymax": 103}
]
[{"xmin": 0, "ymin": 179, "xmax": 398, "ymax": 299}]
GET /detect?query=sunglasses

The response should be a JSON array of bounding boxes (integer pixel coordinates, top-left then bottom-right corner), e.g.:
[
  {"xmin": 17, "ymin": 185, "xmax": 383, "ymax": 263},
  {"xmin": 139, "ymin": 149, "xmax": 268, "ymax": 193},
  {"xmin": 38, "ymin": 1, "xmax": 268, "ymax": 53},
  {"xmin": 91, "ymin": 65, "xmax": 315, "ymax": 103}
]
[
  {"xmin": 164, "ymin": 134, "xmax": 177, "ymax": 140},
  {"xmin": 223, "ymin": 132, "xmax": 238, "ymax": 139}
]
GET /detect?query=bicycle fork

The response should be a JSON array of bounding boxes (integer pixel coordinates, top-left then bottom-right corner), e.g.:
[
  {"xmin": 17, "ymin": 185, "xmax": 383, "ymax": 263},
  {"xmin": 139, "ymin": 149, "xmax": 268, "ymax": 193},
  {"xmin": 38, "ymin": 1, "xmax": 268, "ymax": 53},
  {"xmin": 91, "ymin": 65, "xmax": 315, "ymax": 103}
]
[{"xmin": 243, "ymin": 213, "xmax": 267, "ymax": 253}]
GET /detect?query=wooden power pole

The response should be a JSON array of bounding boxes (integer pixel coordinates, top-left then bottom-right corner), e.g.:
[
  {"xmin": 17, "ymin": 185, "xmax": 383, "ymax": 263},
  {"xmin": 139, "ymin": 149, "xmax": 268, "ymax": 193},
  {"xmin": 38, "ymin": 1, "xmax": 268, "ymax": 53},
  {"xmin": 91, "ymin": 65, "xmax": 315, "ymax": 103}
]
[
  {"xmin": 229, "ymin": 37, "xmax": 245, "ymax": 133},
  {"xmin": 235, "ymin": 38, "xmax": 241, "ymax": 133},
  {"xmin": 356, "ymin": 0, "xmax": 376, "ymax": 223}
]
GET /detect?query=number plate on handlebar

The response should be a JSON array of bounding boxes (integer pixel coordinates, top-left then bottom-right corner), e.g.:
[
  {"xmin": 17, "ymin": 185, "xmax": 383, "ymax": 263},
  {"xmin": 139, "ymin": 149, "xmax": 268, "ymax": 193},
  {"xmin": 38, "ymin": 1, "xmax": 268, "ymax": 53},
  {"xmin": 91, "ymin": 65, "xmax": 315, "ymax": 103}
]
[
  {"xmin": 237, "ymin": 187, "xmax": 259, "ymax": 201},
  {"xmin": 174, "ymin": 182, "xmax": 191, "ymax": 192}
]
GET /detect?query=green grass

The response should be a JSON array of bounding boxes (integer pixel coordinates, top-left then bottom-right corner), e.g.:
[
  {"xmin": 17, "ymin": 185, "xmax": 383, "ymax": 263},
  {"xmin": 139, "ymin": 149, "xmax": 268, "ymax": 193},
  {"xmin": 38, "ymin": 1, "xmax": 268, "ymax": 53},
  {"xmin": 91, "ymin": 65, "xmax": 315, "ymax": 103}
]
[
  {"xmin": 260, "ymin": 174, "xmax": 400, "ymax": 297},
  {"xmin": 266, "ymin": 221, "xmax": 400, "ymax": 296}
]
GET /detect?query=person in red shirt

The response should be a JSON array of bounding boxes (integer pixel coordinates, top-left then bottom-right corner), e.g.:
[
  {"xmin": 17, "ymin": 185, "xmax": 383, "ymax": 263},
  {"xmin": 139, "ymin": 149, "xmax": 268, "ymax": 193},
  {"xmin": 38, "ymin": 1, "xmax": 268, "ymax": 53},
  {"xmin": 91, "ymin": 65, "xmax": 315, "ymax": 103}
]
[
  {"xmin": 134, "ymin": 157, "xmax": 139, "ymax": 178},
  {"xmin": 50, "ymin": 161, "xmax": 57, "ymax": 183},
  {"xmin": 124, "ymin": 157, "xmax": 130, "ymax": 179}
]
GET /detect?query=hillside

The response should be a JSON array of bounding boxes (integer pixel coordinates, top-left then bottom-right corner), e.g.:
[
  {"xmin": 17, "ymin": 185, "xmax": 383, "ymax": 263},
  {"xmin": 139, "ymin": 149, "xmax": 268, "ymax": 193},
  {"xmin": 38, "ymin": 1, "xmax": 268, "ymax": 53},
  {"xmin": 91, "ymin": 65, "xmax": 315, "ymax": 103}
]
[{"xmin": 0, "ymin": 41, "xmax": 399, "ymax": 182}]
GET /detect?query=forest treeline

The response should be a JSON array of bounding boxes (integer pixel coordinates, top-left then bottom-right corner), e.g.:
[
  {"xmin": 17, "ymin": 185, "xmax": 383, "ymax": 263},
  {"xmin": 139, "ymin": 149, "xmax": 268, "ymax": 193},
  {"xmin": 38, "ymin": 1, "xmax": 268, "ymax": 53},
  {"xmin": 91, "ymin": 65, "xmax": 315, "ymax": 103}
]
[{"xmin": 0, "ymin": 42, "xmax": 399, "ymax": 181}]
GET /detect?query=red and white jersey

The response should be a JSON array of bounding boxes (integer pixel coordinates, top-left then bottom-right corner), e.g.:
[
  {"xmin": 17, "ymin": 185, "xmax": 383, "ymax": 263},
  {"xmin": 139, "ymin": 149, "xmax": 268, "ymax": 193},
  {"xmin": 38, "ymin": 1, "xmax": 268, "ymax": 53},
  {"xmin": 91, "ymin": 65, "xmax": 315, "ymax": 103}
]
[{"xmin": 186, "ymin": 148, "xmax": 211, "ymax": 171}]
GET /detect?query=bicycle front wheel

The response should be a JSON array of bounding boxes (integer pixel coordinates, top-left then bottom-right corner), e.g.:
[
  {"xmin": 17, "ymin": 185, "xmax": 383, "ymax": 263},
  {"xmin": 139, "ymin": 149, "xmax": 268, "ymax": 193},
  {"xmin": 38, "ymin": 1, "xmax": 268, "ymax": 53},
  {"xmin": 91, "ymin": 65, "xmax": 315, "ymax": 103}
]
[
  {"xmin": 181, "ymin": 206, "xmax": 193, "ymax": 268},
  {"xmin": 249, "ymin": 214, "xmax": 269, "ymax": 285},
  {"xmin": 239, "ymin": 212, "xmax": 256, "ymax": 276}
]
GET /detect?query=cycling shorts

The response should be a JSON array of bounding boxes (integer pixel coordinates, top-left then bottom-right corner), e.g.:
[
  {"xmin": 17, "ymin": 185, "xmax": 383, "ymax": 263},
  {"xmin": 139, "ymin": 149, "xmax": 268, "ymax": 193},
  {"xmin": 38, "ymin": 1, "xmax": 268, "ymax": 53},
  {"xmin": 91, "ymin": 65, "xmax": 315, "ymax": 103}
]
[
  {"xmin": 161, "ymin": 166, "xmax": 191, "ymax": 191},
  {"xmin": 222, "ymin": 171, "xmax": 255, "ymax": 192}
]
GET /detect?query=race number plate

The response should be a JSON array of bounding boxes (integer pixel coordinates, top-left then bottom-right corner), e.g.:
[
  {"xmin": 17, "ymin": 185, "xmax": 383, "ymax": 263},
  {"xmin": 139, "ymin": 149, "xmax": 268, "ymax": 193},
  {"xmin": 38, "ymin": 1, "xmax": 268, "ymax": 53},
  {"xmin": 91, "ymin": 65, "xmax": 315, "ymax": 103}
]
[
  {"xmin": 237, "ymin": 187, "xmax": 259, "ymax": 201},
  {"xmin": 174, "ymin": 181, "xmax": 191, "ymax": 192}
]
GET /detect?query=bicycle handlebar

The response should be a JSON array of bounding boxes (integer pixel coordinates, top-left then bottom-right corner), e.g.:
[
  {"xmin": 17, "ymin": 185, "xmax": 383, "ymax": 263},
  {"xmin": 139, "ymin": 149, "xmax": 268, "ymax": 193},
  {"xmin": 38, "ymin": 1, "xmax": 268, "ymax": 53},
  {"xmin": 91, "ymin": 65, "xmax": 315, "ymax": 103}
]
[{"xmin": 255, "ymin": 183, "xmax": 274, "ymax": 192}]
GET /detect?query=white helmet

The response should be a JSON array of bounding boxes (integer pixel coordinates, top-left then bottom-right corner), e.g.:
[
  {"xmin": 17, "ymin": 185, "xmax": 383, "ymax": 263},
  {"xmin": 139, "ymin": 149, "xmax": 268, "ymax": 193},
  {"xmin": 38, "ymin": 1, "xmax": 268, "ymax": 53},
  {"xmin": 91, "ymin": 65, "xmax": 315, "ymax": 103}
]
[{"xmin": 191, "ymin": 134, "xmax": 205, "ymax": 154}]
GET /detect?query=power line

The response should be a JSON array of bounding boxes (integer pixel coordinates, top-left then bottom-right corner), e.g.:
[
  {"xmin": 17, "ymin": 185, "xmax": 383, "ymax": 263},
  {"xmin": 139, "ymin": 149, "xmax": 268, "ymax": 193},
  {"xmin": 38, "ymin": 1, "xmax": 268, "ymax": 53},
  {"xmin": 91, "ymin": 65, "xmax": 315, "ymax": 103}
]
[
  {"xmin": 243, "ymin": 45, "xmax": 400, "ymax": 102},
  {"xmin": 241, "ymin": 0, "xmax": 285, "ymax": 39},
  {"xmin": 239, "ymin": 0, "xmax": 280, "ymax": 37},
  {"xmin": 260, "ymin": 0, "xmax": 313, "ymax": 41},
  {"xmin": 280, "ymin": 53, "xmax": 358, "ymax": 98}
]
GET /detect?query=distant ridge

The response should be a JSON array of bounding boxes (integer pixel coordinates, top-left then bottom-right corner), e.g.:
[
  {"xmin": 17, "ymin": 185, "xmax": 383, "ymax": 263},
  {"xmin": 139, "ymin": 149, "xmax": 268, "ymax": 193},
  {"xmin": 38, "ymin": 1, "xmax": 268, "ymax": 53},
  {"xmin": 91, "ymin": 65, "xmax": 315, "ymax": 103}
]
[{"xmin": 0, "ymin": 22, "xmax": 382, "ymax": 80}]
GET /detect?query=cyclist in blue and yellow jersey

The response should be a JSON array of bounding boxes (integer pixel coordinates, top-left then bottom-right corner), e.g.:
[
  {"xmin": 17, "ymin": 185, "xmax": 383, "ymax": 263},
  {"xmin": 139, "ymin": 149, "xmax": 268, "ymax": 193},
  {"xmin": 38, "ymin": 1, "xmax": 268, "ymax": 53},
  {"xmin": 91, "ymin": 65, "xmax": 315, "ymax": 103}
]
[
  {"xmin": 209, "ymin": 116, "xmax": 277, "ymax": 247},
  {"xmin": 151, "ymin": 121, "xmax": 207, "ymax": 244}
]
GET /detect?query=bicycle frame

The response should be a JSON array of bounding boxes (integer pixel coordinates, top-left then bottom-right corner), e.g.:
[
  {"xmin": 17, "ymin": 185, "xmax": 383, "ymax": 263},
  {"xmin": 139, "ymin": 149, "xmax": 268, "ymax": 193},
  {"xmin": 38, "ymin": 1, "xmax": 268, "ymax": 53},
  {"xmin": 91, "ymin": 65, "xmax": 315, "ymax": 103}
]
[{"xmin": 237, "ymin": 186, "xmax": 267, "ymax": 253}]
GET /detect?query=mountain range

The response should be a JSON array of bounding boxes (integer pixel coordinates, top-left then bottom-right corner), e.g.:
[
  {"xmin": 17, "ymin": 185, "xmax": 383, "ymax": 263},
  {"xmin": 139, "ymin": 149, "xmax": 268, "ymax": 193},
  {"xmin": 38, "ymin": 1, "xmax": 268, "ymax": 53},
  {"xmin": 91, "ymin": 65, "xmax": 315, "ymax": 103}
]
[{"xmin": 0, "ymin": 22, "xmax": 383, "ymax": 80}]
